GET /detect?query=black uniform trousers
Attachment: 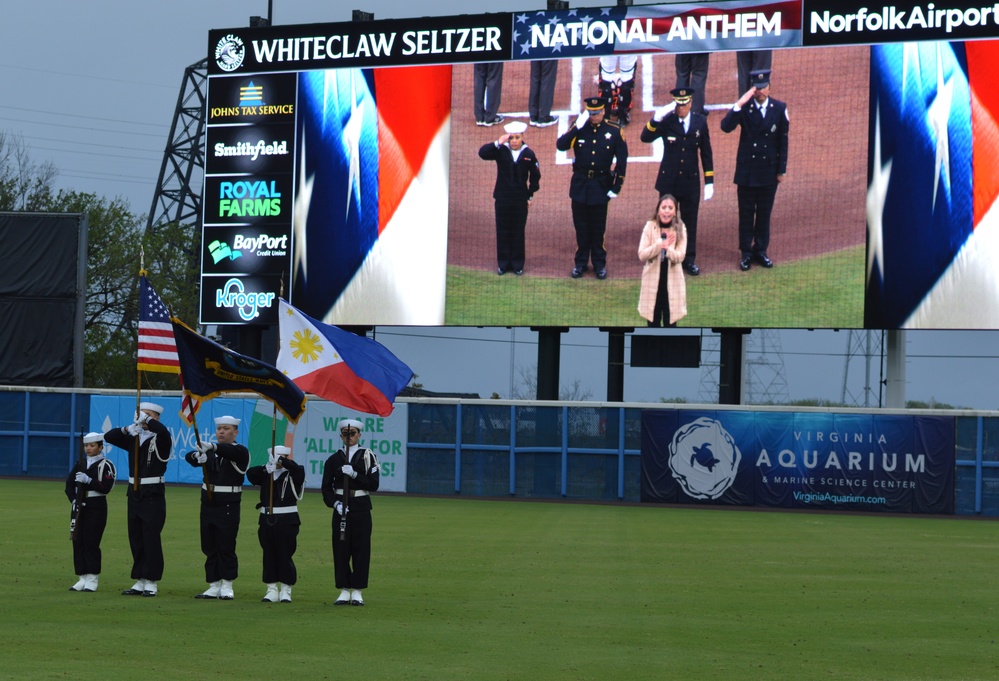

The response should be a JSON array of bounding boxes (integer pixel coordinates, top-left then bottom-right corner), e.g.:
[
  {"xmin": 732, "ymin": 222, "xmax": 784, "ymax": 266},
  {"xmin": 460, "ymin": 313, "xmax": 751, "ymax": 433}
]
[
  {"xmin": 332, "ymin": 507, "xmax": 373, "ymax": 590},
  {"xmin": 473, "ymin": 63, "xmax": 503, "ymax": 123},
  {"xmin": 658, "ymin": 179, "xmax": 701, "ymax": 264},
  {"xmin": 72, "ymin": 498, "xmax": 108, "ymax": 575},
  {"xmin": 126, "ymin": 489, "xmax": 166, "ymax": 581},
  {"xmin": 200, "ymin": 501, "xmax": 241, "ymax": 582},
  {"xmin": 674, "ymin": 54, "xmax": 709, "ymax": 115},
  {"xmin": 737, "ymin": 183, "xmax": 778, "ymax": 257},
  {"xmin": 571, "ymin": 200, "xmax": 609, "ymax": 270},
  {"xmin": 259, "ymin": 521, "xmax": 299, "ymax": 585},
  {"xmin": 495, "ymin": 200, "xmax": 528, "ymax": 272}
]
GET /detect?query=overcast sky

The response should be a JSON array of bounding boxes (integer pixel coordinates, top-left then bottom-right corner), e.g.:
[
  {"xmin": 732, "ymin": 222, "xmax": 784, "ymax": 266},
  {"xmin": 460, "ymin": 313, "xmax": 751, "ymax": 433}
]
[{"xmin": 2, "ymin": 0, "xmax": 998, "ymax": 409}]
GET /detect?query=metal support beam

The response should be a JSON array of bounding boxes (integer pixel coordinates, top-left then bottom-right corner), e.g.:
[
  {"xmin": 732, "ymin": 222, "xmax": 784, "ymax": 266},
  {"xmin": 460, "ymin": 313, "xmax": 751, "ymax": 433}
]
[{"xmin": 717, "ymin": 329, "xmax": 749, "ymax": 404}]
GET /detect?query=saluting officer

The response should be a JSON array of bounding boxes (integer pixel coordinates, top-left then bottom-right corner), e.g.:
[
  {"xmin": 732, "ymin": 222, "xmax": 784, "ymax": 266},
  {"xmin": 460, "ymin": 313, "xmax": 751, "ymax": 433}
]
[
  {"xmin": 556, "ymin": 96, "xmax": 629, "ymax": 280},
  {"xmin": 104, "ymin": 401, "xmax": 171, "ymax": 597},
  {"xmin": 720, "ymin": 68, "xmax": 789, "ymax": 271},
  {"xmin": 641, "ymin": 87, "xmax": 714, "ymax": 276},
  {"xmin": 246, "ymin": 445, "xmax": 306, "ymax": 603},
  {"xmin": 66, "ymin": 432, "xmax": 116, "ymax": 592},
  {"xmin": 186, "ymin": 415, "xmax": 250, "ymax": 600},
  {"xmin": 322, "ymin": 419, "xmax": 380, "ymax": 606}
]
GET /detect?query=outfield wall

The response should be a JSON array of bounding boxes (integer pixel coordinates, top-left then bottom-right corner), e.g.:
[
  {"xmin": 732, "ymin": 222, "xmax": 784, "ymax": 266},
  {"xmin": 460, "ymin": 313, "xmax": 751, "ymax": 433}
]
[{"xmin": 2, "ymin": 387, "xmax": 997, "ymax": 516}]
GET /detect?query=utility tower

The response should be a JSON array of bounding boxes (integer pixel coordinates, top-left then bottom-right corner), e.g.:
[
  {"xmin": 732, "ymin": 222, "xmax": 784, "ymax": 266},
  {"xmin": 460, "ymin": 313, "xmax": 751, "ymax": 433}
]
[
  {"xmin": 742, "ymin": 329, "xmax": 789, "ymax": 404},
  {"xmin": 146, "ymin": 58, "xmax": 208, "ymax": 232},
  {"xmin": 696, "ymin": 332, "xmax": 721, "ymax": 403},
  {"xmin": 841, "ymin": 330, "xmax": 884, "ymax": 407}
]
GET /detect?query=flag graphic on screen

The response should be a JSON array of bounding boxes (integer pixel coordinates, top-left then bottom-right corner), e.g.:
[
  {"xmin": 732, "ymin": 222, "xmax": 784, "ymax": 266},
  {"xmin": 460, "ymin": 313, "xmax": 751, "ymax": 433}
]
[
  {"xmin": 138, "ymin": 274, "xmax": 180, "ymax": 374},
  {"xmin": 276, "ymin": 299, "xmax": 413, "ymax": 417},
  {"xmin": 291, "ymin": 65, "xmax": 451, "ymax": 326},
  {"xmin": 866, "ymin": 41, "xmax": 999, "ymax": 328},
  {"xmin": 513, "ymin": 0, "xmax": 800, "ymax": 59}
]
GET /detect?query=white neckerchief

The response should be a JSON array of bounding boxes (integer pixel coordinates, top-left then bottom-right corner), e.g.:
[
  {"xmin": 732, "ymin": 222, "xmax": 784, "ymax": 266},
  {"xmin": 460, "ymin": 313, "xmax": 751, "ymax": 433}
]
[
  {"xmin": 509, "ymin": 144, "xmax": 526, "ymax": 162},
  {"xmin": 86, "ymin": 454, "xmax": 105, "ymax": 468}
]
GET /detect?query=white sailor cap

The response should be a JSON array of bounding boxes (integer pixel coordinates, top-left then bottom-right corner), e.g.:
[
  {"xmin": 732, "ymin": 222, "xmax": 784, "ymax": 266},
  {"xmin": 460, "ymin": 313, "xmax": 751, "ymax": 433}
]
[
  {"xmin": 83, "ymin": 432, "xmax": 104, "ymax": 444},
  {"xmin": 504, "ymin": 121, "xmax": 527, "ymax": 134},
  {"xmin": 338, "ymin": 418, "xmax": 363, "ymax": 433},
  {"xmin": 214, "ymin": 415, "xmax": 241, "ymax": 426},
  {"xmin": 269, "ymin": 445, "xmax": 291, "ymax": 457},
  {"xmin": 139, "ymin": 402, "xmax": 164, "ymax": 415}
]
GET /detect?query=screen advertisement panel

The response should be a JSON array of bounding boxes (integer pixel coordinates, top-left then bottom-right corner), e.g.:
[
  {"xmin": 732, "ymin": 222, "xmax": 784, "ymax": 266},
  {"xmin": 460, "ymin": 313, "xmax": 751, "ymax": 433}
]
[{"xmin": 201, "ymin": 2, "xmax": 999, "ymax": 330}]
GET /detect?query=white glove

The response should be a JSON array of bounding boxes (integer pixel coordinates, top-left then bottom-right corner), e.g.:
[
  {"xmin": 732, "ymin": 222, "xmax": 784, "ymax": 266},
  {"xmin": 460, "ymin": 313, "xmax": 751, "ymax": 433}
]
[
  {"xmin": 193, "ymin": 451, "xmax": 208, "ymax": 464},
  {"xmin": 653, "ymin": 102, "xmax": 675, "ymax": 121},
  {"xmin": 341, "ymin": 464, "xmax": 358, "ymax": 479},
  {"xmin": 704, "ymin": 184, "xmax": 714, "ymax": 201},
  {"xmin": 125, "ymin": 424, "xmax": 142, "ymax": 437},
  {"xmin": 575, "ymin": 112, "xmax": 588, "ymax": 130},
  {"xmin": 334, "ymin": 501, "xmax": 348, "ymax": 516},
  {"xmin": 75, "ymin": 472, "xmax": 91, "ymax": 484},
  {"xmin": 136, "ymin": 412, "xmax": 152, "ymax": 425},
  {"xmin": 197, "ymin": 442, "xmax": 216, "ymax": 455},
  {"xmin": 607, "ymin": 190, "xmax": 618, "ymax": 199},
  {"xmin": 265, "ymin": 461, "xmax": 276, "ymax": 474}
]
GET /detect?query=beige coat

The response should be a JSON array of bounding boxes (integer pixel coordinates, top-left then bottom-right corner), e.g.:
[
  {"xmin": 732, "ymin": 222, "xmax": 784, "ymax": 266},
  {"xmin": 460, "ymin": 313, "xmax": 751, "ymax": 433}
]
[{"xmin": 637, "ymin": 219, "xmax": 688, "ymax": 325}]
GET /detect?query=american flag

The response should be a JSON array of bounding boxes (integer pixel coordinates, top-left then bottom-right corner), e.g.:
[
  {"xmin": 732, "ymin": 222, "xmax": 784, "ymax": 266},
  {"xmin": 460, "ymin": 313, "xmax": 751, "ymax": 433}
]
[
  {"xmin": 865, "ymin": 41, "xmax": 999, "ymax": 329},
  {"xmin": 138, "ymin": 274, "xmax": 180, "ymax": 373}
]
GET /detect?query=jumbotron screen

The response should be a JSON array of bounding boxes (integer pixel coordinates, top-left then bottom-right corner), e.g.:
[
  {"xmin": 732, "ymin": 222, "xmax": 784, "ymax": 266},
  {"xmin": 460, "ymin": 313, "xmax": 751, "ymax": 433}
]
[{"xmin": 202, "ymin": 0, "xmax": 999, "ymax": 330}]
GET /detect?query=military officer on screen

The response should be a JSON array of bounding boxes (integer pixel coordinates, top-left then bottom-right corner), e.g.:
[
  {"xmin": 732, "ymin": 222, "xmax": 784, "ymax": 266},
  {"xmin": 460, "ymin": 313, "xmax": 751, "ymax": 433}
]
[
  {"xmin": 555, "ymin": 96, "xmax": 628, "ymax": 280},
  {"xmin": 640, "ymin": 87, "xmax": 714, "ymax": 276},
  {"xmin": 720, "ymin": 69, "xmax": 789, "ymax": 271}
]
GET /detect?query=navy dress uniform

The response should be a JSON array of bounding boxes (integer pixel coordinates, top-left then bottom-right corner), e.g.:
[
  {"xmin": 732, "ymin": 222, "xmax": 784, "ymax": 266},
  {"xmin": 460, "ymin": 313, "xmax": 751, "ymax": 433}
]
[
  {"xmin": 247, "ymin": 445, "xmax": 306, "ymax": 603},
  {"xmin": 641, "ymin": 88, "xmax": 714, "ymax": 275},
  {"xmin": 322, "ymin": 419, "xmax": 380, "ymax": 606},
  {"xmin": 555, "ymin": 96, "xmax": 629, "ymax": 279},
  {"xmin": 478, "ymin": 120, "xmax": 541, "ymax": 275},
  {"xmin": 720, "ymin": 69, "xmax": 789, "ymax": 270},
  {"xmin": 66, "ymin": 432, "xmax": 116, "ymax": 592},
  {"xmin": 104, "ymin": 401, "xmax": 172, "ymax": 597},
  {"xmin": 186, "ymin": 415, "xmax": 250, "ymax": 600}
]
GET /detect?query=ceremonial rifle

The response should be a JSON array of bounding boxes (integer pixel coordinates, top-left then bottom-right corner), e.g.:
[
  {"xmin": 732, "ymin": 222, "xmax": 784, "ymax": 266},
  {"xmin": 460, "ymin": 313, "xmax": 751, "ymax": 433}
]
[{"xmin": 70, "ymin": 429, "xmax": 86, "ymax": 541}]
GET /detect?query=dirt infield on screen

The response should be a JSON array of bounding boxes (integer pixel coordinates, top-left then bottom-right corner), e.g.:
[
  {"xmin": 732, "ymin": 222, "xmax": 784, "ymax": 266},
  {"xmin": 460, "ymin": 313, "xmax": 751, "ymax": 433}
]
[{"xmin": 445, "ymin": 48, "xmax": 867, "ymax": 329}]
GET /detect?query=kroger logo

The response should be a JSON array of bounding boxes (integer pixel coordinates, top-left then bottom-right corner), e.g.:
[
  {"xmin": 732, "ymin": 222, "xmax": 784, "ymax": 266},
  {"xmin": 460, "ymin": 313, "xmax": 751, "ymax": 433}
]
[{"xmin": 215, "ymin": 278, "xmax": 275, "ymax": 321}]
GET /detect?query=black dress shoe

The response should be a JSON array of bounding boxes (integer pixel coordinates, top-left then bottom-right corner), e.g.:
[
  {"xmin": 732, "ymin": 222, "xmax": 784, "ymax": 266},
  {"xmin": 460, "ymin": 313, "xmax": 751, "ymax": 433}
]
[
  {"xmin": 595, "ymin": 268, "xmax": 608, "ymax": 280},
  {"xmin": 497, "ymin": 267, "xmax": 506, "ymax": 275},
  {"xmin": 754, "ymin": 253, "xmax": 774, "ymax": 268},
  {"xmin": 121, "ymin": 588, "xmax": 144, "ymax": 596},
  {"xmin": 739, "ymin": 256, "xmax": 751, "ymax": 271},
  {"xmin": 571, "ymin": 266, "xmax": 585, "ymax": 278},
  {"xmin": 683, "ymin": 261, "xmax": 700, "ymax": 276},
  {"xmin": 514, "ymin": 269, "xmax": 523, "ymax": 276},
  {"xmin": 194, "ymin": 593, "xmax": 218, "ymax": 599}
]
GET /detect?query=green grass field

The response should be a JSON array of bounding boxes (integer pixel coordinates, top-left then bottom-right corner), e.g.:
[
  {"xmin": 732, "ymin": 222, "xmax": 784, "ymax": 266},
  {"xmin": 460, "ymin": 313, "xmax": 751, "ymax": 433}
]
[
  {"xmin": 3, "ymin": 479, "xmax": 997, "ymax": 680},
  {"xmin": 444, "ymin": 245, "xmax": 865, "ymax": 328}
]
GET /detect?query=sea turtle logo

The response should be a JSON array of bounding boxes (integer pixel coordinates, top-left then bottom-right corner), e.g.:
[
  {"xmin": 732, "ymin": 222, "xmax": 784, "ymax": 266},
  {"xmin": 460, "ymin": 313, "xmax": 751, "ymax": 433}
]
[
  {"xmin": 668, "ymin": 417, "xmax": 741, "ymax": 500},
  {"xmin": 215, "ymin": 34, "xmax": 245, "ymax": 72}
]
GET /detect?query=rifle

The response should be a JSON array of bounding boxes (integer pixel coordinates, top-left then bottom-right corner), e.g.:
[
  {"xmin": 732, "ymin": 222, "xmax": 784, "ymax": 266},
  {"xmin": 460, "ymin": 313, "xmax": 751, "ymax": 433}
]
[
  {"xmin": 70, "ymin": 429, "xmax": 86, "ymax": 541},
  {"xmin": 339, "ymin": 456, "xmax": 350, "ymax": 542}
]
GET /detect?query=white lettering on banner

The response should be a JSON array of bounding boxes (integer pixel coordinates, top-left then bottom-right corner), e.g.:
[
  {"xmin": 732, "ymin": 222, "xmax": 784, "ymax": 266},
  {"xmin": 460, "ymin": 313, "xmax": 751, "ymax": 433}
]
[
  {"xmin": 755, "ymin": 448, "xmax": 925, "ymax": 473},
  {"xmin": 250, "ymin": 26, "xmax": 501, "ymax": 63},
  {"xmin": 666, "ymin": 12, "xmax": 781, "ymax": 41},
  {"xmin": 810, "ymin": 5, "xmax": 999, "ymax": 35},
  {"xmin": 531, "ymin": 18, "xmax": 661, "ymax": 48},
  {"xmin": 215, "ymin": 278, "xmax": 276, "ymax": 321},
  {"xmin": 213, "ymin": 140, "xmax": 289, "ymax": 160},
  {"xmin": 232, "ymin": 233, "xmax": 289, "ymax": 252}
]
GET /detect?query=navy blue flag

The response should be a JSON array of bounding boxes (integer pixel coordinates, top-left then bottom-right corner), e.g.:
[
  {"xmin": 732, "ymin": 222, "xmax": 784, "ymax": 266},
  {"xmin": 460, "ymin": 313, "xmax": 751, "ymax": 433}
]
[{"xmin": 170, "ymin": 317, "xmax": 307, "ymax": 423}]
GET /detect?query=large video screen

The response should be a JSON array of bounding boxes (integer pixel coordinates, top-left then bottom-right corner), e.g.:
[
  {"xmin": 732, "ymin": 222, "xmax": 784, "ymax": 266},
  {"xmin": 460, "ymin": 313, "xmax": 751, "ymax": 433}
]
[{"xmin": 202, "ymin": 1, "xmax": 999, "ymax": 330}]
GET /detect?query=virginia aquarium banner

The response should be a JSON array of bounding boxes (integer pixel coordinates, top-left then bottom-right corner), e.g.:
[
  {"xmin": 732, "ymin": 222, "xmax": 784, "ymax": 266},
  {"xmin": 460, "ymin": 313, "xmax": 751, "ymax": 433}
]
[{"xmin": 641, "ymin": 409, "xmax": 955, "ymax": 514}]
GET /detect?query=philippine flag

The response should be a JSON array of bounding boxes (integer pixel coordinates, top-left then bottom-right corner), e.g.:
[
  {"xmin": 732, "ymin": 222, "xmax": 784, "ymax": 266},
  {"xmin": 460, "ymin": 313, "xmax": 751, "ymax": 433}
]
[
  {"xmin": 276, "ymin": 299, "xmax": 414, "ymax": 417},
  {"xmin": 291, "ymin": 64, "xmax": 452, "ymax": 326},
  {"xmin": 866, "ymin": 41, "xmax": 999, "ymax": 329}
]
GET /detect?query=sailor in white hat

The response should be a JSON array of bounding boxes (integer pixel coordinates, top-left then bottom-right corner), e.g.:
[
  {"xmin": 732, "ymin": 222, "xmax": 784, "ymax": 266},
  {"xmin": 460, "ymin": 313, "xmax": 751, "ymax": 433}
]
[
  {"xmin": 103, "ymin": 399, "xmax": 173, "ymax": 597},
  {"xmin": 478, "ymin": 120, "xmax": 541, "ymax": 276},
  {"xmin": 247, "ymin": 444, "xmax": 306, "ymax": 603},
  {"xmin": 65, "ymin": 432, "xmax": 116, "ymax": 592},
  {"xmin": 187, "ymin": 415, "xmax": 250, "ymax": 600}
]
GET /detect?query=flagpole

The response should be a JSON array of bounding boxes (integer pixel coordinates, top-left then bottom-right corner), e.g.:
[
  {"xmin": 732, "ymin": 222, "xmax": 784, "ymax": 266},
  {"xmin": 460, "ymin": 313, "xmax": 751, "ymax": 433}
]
[
  {"xmin": 189, "ymin": 408, "xmax": 213, "ymax": 502},
  {"xmin": 267, "ymin": 404, "xmax": 277, "ymax": 526},
  {"xmin": 134, "ymin": 257, "xmax": 146, "ymax": 493}
]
